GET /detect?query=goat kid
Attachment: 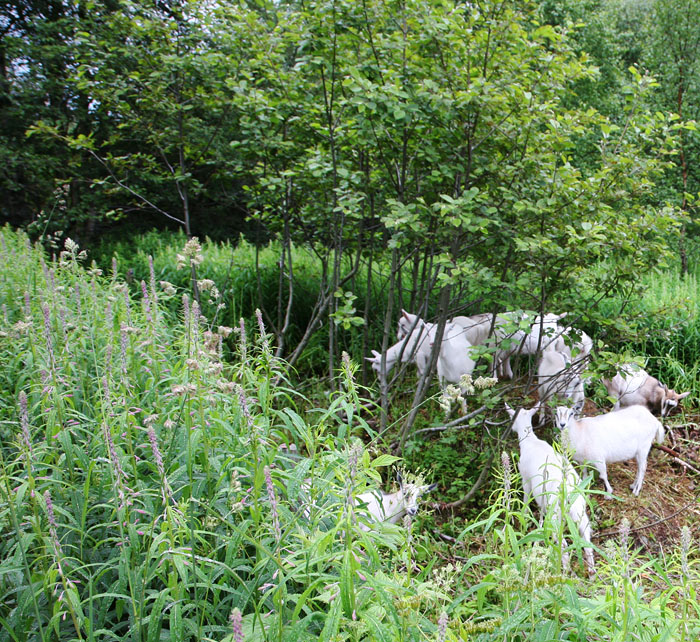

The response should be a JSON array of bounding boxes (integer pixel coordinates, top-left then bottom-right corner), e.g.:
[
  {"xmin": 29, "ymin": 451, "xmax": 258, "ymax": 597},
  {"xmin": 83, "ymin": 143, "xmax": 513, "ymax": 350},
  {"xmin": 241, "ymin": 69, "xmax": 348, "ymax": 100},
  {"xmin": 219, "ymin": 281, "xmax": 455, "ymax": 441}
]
[
  {"xmin": 602, "ymin": 364, "xmax": 690, "ymax": 417},
  {"xmin": 554, "ymin": 405, "xmax": 664, "ymax": 497},
  {"xmin": 367, "ymin": 318, "xmax": 435, "ymax": 376},
  {"xmin": 506, "ymin": 403, "xmax": 595, "ymax": 576},
  {"xmin": 355, "ymin": 477, "xmax": 437, "ymax": 530}
]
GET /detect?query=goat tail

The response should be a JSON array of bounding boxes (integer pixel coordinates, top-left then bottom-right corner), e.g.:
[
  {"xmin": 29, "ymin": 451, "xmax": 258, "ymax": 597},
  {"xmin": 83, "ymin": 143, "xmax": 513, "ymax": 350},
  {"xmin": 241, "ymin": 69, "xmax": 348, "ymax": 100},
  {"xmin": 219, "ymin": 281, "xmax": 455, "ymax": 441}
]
[{"xmin": 655, "ymin": 420, "xmax": 665, "ymax": 445}]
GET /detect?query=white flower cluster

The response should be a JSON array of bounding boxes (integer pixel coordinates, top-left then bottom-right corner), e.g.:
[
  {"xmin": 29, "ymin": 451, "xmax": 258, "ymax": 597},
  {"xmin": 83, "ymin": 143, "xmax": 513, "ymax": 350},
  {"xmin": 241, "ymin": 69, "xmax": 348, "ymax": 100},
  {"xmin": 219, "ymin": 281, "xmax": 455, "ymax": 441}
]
[
  {"xmin": 439, "ymin": 385, "xmax": 462, "ymax": 413},
  {"xmin": 439, "ymin": 373, "xmax": 499, "ymax": 414},
  {"xmin": 59, "ymin": 237, "xmax": 87, "ymax": 264},
  {"xmin": 159, "ymin": 280, "xmax": 177, "ymax": 296},
  {"xmin": 176, "ymin": 237, "xmax": 204, "ymax": 270}
]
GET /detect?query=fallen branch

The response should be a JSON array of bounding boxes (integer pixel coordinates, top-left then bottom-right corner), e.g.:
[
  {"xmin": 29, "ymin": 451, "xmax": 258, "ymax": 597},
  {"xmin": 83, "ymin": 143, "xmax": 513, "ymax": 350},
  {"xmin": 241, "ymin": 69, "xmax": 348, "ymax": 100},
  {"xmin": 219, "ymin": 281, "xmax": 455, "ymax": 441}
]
[
  {"xmin": 654, "ymin": 443, "xmax": 700, "ymax": 475},
  {"xmin": 436, "ymin": 454, "xmax": 494, "ymax": 511}
]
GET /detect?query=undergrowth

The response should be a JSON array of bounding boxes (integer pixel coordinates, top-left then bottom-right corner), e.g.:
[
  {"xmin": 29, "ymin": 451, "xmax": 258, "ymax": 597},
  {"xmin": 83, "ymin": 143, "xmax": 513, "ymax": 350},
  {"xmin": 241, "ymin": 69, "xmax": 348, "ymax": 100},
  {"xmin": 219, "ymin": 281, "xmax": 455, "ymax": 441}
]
[{"xmin": 0, "ymin": 226, "xmax": 698, "ymax": 641}]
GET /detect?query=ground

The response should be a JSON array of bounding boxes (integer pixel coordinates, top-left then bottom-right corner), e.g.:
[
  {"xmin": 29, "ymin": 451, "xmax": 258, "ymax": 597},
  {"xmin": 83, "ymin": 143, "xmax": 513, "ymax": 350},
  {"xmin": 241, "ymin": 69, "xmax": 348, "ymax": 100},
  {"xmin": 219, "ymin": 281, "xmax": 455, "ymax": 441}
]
[
  {"xmin": 592, "ymin": 415, "xmax": 700, "ymax": 553},
  {"xmin": 429, "ymin": 400, "xmax": 700, "ymax": 570}
]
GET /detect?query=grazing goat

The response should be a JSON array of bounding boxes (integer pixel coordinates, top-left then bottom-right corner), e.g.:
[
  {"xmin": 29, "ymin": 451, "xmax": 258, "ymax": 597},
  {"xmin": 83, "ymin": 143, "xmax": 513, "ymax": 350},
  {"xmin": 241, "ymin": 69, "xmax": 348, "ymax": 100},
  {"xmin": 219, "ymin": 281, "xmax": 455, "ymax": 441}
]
[
  {"xmin": 554, "ymin": 405, "xmax": 664, "ymax": 497},
  {"xmin": 432, "ymin": 322, "xmax": 476, "ymax": 386},
  {"xmin": 603, "ymin": 364, "xmax": 690, "ymax": 417},
  {"xmin": 368, "ymin": 318, "xmax": 435, "ymax": 376},
  {"xmin": 537, "ymin": 350, "xmax": 585, "ymax": 423},
  {"xmin": 399, "ymin": 309, "xmax": 566, "ymax": 379},
  {"xmin": 355, "ymin": 477, "xmax": 437, "ymax": 529},
  {"xmin": 399, "ymin": 311, "xmax": 495, "ymax": 376},
  {"xmin": 506, "ymin": 403, "xmax": 595, "ymax": 576},
  {"xmin": 372, "ymin": 316, "xmax": 476, "ymax": 382}
]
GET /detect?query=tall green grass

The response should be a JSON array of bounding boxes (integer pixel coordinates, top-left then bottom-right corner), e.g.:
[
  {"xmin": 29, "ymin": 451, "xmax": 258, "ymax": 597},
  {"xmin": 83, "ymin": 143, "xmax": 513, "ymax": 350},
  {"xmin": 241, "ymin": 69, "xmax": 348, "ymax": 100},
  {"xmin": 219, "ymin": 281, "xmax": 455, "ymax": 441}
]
[
  {"xmin": 593, "ymin": 267, "xmax": 700, "ymax": 391},
  {"xmin": 1, "ymin": 226, "xmax": 698, "ymax": 641},
  {"xmin": 92, "ymin": 230, "xmax": 396, "ymax": 374}
]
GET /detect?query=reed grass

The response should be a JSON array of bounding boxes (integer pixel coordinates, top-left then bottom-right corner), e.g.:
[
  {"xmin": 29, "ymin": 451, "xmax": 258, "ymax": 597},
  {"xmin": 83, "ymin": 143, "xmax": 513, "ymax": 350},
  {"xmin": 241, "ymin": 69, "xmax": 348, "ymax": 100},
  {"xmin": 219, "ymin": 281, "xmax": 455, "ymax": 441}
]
[{"xmin": 0, "ymin": 226, "xmax": 698, "ymax": 641}]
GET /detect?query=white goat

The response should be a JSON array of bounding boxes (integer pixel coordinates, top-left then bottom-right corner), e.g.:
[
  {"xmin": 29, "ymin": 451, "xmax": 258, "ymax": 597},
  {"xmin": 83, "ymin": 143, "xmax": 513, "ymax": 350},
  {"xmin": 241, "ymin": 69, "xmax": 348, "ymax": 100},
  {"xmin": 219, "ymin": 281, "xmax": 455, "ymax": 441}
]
[
  {"xmin": 372, "ymin": 315, "xmax": 476, "ymax": 382},
  {"xmin": 399, "ymin": 311, "xmax": 492, "ymax": 376},
  {"xmin": 355, "ymin": 477, "xmax": 437, "ymax": 529},
  {"xmin": 506, "ymin": 403, "xmax": 594, "ymax": 576},
  {"xmin": 399, "ymin": 310, "xmax": 565, "ymax": 379},
  {"xmin": 459, "ymin": 311, "xmax": 566, "ymax": 379},
  {"xmin": 603, "ymin": 364, "xmax": 690, "ymax": 417},
  {"xmin": 432, "ymin": 322, "xmax": 476, "ymax": 386},
  {"xmin": 368, "ymin": 319, "xmax": 435, "ymax": 376},
  {"xmin": 554, "ymin": 405, "xmax": 664, "ymax": 497},
  {"xmin": 537, "ymin": 350, "xmax": 585, "ymax": 422},
  {"xmin": 495, "ymin": 312, "xmax": 567, "ymax": 378}
]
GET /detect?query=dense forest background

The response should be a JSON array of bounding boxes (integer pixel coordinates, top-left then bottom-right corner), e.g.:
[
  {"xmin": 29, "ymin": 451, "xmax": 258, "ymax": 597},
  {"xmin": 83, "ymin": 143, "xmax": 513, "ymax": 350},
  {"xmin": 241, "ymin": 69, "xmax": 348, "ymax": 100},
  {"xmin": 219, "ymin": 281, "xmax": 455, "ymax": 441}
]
[
  {"xmin": 1, "ymin": 0, "xmax": 699, "ymax": 243},
  {"xmin": 4, "ymin": 0, "xmax": 700, "ymax": 366}
]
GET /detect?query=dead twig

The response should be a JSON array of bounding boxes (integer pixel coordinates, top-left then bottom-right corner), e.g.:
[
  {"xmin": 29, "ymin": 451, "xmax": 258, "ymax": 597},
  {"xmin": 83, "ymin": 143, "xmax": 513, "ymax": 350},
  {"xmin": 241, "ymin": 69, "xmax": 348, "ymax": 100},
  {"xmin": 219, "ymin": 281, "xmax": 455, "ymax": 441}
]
[
  {"xmin": 654, "ymin": 443, "xmax": 700, "ymax": 475},
  {"xmin": 437, "ymin": 454, "xmax": 494, "ymax": 511}
]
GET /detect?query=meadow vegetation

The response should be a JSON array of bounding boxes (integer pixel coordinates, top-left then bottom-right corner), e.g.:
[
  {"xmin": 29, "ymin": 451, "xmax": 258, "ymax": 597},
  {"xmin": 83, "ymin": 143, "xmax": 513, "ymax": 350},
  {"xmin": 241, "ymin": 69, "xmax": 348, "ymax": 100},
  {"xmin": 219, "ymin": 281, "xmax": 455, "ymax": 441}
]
[{"xmin": 1, "ymin": 226, "xmax": 699, "ymax": 641}]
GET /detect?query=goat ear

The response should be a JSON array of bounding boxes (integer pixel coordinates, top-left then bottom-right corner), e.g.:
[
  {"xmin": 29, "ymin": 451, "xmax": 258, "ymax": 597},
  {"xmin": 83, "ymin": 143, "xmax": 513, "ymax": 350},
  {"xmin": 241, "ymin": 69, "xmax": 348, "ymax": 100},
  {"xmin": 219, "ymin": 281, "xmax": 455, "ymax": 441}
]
[
  {"xmin": 678, "ymin": 391, "xmax": 691, "ymax": 400},
  {"xmin": 396, "ymin": 470, "xmax": 403, "ymax": 485},
  {"xmin": 424, "ymin": 483, "xmax": 438, "ymax": 493},
  {"xmin": 371, "ymin": 349, "xmax": 381, "ymax": 357},
  {"xmin": 504, "ymin": 403, "xmax": 515, "ymax": 418},
  {"xmin": 401, "ymin": 309, "xmax": 411, "ymax": 320},
  {"xmin": 556, "ymin": 312, "xmax": 568, "ymax": 320}
]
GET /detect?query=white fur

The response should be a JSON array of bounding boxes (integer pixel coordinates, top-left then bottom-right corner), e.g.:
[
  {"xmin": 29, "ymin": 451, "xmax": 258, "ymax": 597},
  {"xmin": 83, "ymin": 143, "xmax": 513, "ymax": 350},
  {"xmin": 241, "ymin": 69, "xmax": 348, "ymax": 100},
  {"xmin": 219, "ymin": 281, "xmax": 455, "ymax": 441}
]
[
  {"xmin": 483, "ymin": 311, "xmax": 566, "ymax": 379},
  {"xmin": 433, "ymin": 323, "xmax": 476, "ymax": 386},
  {"xmin": 355, "ymin": 481, "xmax": 437, "ymax": 530},
  {"xmin": 537, "ymin": 350, "xmax": 585, "ymax": 422},
  {"xmin": 367, "ymin": 319, "xmax": 434, "ymax": 376},
  {"xmin": 400, "ymin": 310, "xmax": 566, "ymax": 380},
  {"xmin": 372, "ymin": 314, "xmax": 476, "ymax": 386},
  {"xmin": 506, "ymin": 404, "xmax": 594, "ymax": 576},
  {"xmin": 554, "ymin": 405, "xmax": 664, "ymax": 496}
]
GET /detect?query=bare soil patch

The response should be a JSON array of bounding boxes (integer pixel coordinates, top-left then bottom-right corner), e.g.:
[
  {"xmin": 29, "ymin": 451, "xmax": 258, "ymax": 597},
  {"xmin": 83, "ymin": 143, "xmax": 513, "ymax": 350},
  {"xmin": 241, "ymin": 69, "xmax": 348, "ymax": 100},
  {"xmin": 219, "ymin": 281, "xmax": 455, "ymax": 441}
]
[{"xmin": 589, "ymin": 413, "xmax": 700, "ymax": 553}]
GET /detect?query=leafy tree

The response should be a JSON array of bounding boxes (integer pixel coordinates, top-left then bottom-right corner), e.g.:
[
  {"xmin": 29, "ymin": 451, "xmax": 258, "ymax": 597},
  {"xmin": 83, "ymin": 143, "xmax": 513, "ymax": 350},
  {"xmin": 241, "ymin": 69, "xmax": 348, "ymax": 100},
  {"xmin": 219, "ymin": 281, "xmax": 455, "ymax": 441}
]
[
  {"xmin": 219, "ymin": 0, "xmax": 682, "ymax": 450},
  {"xmin": 0, "ymin": 0, "xmax": 111, "ymax": 237},
  {"xmin": 646, "ymin": 0, "xmax": 700, "ymax": 272}
]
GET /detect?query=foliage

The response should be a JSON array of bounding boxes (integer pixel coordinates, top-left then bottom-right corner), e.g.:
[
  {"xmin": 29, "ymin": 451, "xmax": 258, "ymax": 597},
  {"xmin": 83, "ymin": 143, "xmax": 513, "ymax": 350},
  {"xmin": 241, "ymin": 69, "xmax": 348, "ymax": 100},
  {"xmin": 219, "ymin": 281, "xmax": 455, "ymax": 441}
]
[{"xmin": 1, "ymin": 226, "xmax": 699, "ymax": 640}]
